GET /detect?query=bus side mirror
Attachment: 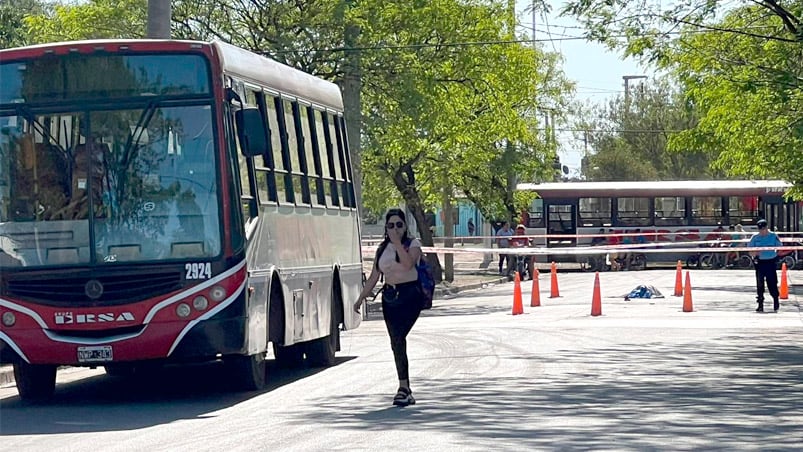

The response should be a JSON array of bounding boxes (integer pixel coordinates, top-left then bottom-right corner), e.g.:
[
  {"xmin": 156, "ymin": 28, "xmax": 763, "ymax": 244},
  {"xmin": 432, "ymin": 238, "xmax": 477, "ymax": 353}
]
[{"xmin": 235, "ymin": 107, "xmax": 268, "ymax": 157}]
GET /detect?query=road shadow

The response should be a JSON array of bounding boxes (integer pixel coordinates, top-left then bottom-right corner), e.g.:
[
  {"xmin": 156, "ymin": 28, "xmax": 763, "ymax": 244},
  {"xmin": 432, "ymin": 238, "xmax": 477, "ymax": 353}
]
[
  {"xmin": 289, "ymin": 339, "xmax": 803, "ymax": 450},
  {"xmin": 0, "ymin": 356, "xmax": 355, "ymax": 435},
  {"xmin": 364, "ymin": 302, "xmax": 510, "ymax": 321}
]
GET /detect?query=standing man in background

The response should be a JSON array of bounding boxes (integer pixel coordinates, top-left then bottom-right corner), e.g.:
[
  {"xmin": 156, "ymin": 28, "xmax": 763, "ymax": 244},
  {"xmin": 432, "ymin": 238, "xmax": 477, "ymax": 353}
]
[
  {"xmin": 496, "ymin": 221, "xmax": 513, "ymax": 275},
  {"xmin": 748, "ymin": 219, "xmax": 783, "ymax": 313}
]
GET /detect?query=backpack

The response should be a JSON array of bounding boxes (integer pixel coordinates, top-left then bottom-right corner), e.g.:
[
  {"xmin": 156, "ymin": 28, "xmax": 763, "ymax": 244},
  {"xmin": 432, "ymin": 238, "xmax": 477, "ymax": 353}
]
[{"xmin": 414, "ymin": 252, "xmax": 435, "ymax": 310}]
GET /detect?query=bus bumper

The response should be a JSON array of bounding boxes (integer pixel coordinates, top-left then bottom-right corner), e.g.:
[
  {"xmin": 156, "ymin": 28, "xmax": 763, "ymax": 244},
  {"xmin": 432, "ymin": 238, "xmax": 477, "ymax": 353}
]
[{"xmin": 0, "ymin": 287, "xmax": 248, "ymax": 366}]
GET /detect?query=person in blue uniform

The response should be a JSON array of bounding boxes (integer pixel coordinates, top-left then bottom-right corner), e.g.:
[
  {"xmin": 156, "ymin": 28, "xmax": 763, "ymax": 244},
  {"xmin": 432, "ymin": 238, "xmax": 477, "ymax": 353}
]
[{"xmin": 747, "ymin": 219, "xmax": 783, "ymax": 312}]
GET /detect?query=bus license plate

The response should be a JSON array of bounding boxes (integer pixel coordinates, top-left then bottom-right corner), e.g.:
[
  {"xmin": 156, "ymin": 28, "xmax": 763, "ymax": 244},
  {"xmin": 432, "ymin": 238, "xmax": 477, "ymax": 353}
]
[{"xmin": 77, "ymin": 346, "xmax": 113, "ymax": 363}]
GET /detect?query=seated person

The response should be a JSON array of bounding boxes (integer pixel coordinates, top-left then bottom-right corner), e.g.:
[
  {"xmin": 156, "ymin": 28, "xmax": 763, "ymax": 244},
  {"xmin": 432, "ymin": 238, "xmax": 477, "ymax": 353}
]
[
  {"xmin": 50, "ymin": 141, "xmax": 109, "ymax": 220},
  {"xmin": 607, "ymin": 229, "xmax": 621, "ymax": 271},
  {"xmin": 590, "ymin": 228, "xmax": 606, "ymax": 246}
]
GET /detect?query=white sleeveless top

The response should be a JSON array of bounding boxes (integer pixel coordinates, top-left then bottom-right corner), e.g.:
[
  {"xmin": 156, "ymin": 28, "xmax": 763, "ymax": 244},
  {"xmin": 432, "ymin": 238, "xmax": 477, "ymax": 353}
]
[{"xmin": 377, "ymin": 239, "xmax": 421, "ymax": 284}]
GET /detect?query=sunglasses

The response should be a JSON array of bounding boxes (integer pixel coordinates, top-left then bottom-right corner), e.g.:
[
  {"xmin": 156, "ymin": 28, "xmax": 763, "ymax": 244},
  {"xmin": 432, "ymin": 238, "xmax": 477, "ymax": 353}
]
[{"xmin": 386, "ymin": 221, "xmax": 405, "ymax": 229}]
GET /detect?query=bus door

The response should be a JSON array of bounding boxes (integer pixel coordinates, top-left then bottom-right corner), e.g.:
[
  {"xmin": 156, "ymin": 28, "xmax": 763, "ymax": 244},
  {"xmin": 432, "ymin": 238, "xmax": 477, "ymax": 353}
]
[
  {"xmin": 760, "ymin": 195, "xmax": 791, "ymax": 231},
  {"xmin": 546, "ymin": 201, "xmax": 577, "ymax": 262}
]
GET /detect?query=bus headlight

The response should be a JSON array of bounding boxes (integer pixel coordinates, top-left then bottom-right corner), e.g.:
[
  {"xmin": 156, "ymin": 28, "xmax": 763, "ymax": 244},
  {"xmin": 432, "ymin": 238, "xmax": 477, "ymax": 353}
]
[
  {"xmin": 176, "ymin": 303, "xmax": 191, "ymax": 318},
  {"xmin": 193, "ymin": 296, "xmax": 209, "ymax": 311},
  {"xmin": 209, "ymin": 285, "xmax": 227, "ymax": 302},
  {"xmin": 2, "ymin": 312, "xmax": 15, "ymax": 327}
]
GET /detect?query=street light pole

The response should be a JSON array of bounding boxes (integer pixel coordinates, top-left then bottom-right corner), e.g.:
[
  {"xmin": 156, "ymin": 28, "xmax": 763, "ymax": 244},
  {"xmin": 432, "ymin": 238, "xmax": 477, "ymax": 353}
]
[{"xmin": 623, "ymin": 75, "xmax": 647, "ymax": 102}]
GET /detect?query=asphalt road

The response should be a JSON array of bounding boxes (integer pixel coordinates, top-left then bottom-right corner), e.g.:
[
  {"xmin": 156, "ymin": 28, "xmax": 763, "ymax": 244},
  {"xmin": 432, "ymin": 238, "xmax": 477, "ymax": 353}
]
[{"xmin": 1, "ymin": 268, "xmax": 801, "ymax": 451}]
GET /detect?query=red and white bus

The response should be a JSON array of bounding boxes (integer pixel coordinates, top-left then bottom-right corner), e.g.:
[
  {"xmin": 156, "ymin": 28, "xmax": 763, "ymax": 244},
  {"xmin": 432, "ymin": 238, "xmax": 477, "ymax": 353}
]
[
  {"xmin": 0, "ymin": 39, "xmax": 363, "ymax": 400},
  {"xmin": 518, "ymin": 180, "xmax": 801, "ymax": 263}
]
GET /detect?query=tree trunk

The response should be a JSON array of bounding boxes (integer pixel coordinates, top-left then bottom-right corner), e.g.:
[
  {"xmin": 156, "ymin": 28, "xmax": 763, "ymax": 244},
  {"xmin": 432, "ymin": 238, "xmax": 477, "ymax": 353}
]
[
  {"xmin": 146, "ymin": 0, "xmax": 171, "ymax": 39},
  {"xmin": 442, "ymin": 186, "xmax": 455, "ymax": 282},
  {"xmin": 391, "ymin": 164, "xmax": 443, "ymax": 282},
  {"xmin": 341, "ymin": 1, "xmax": 363, "ymax": 217}
]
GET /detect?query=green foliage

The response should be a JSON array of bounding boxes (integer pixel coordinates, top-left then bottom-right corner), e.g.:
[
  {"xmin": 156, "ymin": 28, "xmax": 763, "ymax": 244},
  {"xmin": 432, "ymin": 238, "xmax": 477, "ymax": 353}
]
[
  {"xmin": 562, "ymin": 0, "xmax": 803, "ymax": 198},
  {"xmin": 0, "ymin": 0, "xmax": 46, "ymax": 47},
  {"xmin": 10, "ymin": 0, "xmax": 575, "ymax": 220},
  {"xmin": 669, "ymin": 6, "xmax": 803, "ymax": 198},
  {"xmin": 24, "ymin": 0, "xmax": 146, "ymax": 42},
  {"xmin": 355, "ymin": 0, "xmax": 572, "ymax": 222},
  {"xmin": 579, "ymin": 77, "xmax": 715, "ymax": 181}
]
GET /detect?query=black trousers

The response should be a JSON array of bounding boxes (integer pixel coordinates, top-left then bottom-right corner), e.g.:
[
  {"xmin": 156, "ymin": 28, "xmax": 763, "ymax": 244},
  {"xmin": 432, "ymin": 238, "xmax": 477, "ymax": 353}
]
[
  {"xmin": 754, "ymin": 259, "xmax": 779, "ymax": 308},
  {"xmin": 498, "ymin": 252, "xmax": 511, "ymax": 273},
  {"xmin": 381, "ymin": 282, "xmax": 423, "ymax": 381}
]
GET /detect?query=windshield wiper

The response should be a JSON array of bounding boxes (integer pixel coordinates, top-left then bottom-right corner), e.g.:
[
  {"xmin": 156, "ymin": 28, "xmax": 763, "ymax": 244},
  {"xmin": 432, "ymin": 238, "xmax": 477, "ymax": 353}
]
[{"xmin": 120, "ymin": 98, "xmax": 162, "ymax": 167}]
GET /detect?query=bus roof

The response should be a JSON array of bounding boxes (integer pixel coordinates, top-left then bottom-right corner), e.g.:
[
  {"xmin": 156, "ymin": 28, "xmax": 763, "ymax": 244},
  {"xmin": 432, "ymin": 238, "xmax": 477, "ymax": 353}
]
[
  {"xmin": 517, "ymin": 180, "xmax": 791, "ymax": 198},
  {"xmin": 211, "ymin": 40, "xmax": 344, "ymax": 112},
  {"xmin": 0, "ymin": 39, "xmax": 344, "ymax": 112}
]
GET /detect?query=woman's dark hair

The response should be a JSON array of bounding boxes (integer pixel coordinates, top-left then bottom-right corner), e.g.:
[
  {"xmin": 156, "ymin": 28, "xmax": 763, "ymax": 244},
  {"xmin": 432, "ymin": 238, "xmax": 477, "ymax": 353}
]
[{"xmin": 374, "ymin": 208, "xmax": 413, "ymax": 270}]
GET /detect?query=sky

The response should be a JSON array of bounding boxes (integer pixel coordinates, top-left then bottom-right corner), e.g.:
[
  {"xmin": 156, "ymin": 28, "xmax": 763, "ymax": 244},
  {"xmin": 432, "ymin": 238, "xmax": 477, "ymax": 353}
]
[{"xmin": 515, "ymin": 1, "xmax": 653, "ymax": 177}]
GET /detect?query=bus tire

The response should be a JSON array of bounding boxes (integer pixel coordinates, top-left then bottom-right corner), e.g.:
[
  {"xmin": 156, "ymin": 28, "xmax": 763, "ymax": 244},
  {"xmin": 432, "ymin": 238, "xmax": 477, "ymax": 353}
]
[
  {"xmin": 273, "ymin": 343, "xmax": 304, "ymax": 368},
  {"xmin": 305, "ymin": 281, "xmax": 341, "ymax": 367},
  {"xmin": 779, "ymin": 256, "xmax": 795, "ymax": 270},
  {"xmin": 737, "ymin": 255, "xmax": 753, "ymax": 269},
  {"xmin": 13, "ymin": 361, "xmax": 56, "ymax": 402},
  {"xmin": 631, "ymin": 254, "xmax": 647, "ymax": 271},
  {"xmin": 230, "ymin": 352, "xmax": 267, "ymax": 391}
]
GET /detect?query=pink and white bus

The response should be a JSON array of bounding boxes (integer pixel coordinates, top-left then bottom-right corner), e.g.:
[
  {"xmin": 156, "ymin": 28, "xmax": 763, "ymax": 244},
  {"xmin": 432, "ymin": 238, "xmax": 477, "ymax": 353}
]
[{"xmin": 0, "ymin": 39, "xmax": 363, "ymax": 400}]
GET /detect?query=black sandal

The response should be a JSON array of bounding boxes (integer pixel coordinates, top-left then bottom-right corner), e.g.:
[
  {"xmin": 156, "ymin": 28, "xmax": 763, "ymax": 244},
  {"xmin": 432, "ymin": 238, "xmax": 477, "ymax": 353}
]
[{"xmin": 392, "ymin": 387, "xmax": 415, "ymax": 406}]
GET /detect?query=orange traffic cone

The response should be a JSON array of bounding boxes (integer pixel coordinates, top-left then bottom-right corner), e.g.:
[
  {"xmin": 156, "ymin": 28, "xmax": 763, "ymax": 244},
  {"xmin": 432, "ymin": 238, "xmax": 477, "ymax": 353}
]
[
  {"xmin": 512, "ymin": 272, "xmax": 524, "ymax": 315},
  {"xmin": 682, "ymin": 271, "xmax": 693, "ymax": 312},
  {"xmin": 673, "ymin": 260, "xmax": 683, "ymax": 297},
  {"xmin": 779, "ymin": 262, "xmax": 789, "ymax": 300},
  {"xmin": 549, "ymin": 261, "xmax": 560, "ymax": 298},
  {"xmin": 591, "ymin": 272, "xmax": 602, "ymax": 316},
  {"xmin": 530, "ymin": 269, "xmax": 541, "ymax": 307}
]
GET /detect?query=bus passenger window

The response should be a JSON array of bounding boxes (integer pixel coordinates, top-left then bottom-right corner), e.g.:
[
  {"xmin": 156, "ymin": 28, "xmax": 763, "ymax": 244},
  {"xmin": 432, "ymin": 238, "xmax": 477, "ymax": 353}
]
[
  {"xmin": 266, "ymin": 97, "xmax": 289, "ymax": 203},
  {"xmin": 327, "ymin": 116, "xmax": 342, "ymax": 206},
  {"xmin": 691, "ymin": 196, "xmax": 723, "ymax": 226}
]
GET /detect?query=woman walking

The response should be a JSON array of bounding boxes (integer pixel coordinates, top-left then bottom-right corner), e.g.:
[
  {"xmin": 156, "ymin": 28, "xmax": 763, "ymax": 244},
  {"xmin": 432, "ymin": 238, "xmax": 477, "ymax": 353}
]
[{"xmin": 354, "ymin": 208, "xmax": 424, "ymax": 406}]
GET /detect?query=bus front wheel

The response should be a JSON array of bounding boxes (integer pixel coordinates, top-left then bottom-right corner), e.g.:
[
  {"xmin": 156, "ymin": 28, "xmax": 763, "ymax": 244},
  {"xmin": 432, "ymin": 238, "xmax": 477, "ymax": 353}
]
[
  {"xmin": 230, "ymin": 352, "xmax": 267, "ymax": 391},
  {"xmin": 14, "ymin": 361, "xmax": 56, "ymax": 402}
]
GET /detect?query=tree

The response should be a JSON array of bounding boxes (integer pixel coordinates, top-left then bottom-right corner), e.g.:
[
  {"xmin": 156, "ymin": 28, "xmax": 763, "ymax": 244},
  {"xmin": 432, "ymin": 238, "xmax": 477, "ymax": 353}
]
[
  {"xmin": 668, "ymin": 7, "xmax": 803, "ymax": 195},
  {"xmin": 23, "ymin": 0, "xmax": 146, "ymax": 42},
  {"xmin": 578, "ymin": 77, "xmax": 715, "ymax": 181},
  {"xmin": 0, "ymin": 0, "xmax": 46, "ymax": 48},
  {"xmin": 357, "ymin": 1, "xmax": 571, "ymax": 221},
  {"xmin": 562, "ymin": 0, "xmax": 803, "ymax": 197},
  {"xmin": 16, "ymin": 0, "xmax": 574, "ymax": 282}
]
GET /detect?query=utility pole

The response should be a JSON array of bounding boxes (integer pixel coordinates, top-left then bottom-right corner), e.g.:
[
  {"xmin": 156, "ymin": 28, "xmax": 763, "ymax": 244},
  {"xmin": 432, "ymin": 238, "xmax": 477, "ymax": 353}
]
[
  {"xmin": 623, "ymin": 75, "xmax": 647, "ymax": 103},
  {"xmin": 147, "ymin": 0, "xmax": 171, "ymax": 39}
]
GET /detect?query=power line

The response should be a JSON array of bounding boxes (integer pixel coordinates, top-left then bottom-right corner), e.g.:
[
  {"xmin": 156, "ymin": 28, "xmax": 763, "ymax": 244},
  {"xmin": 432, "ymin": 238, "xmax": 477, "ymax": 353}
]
[
  {"xmin": 268, "ymin": 23, "xmax": 783, "ymax": 55},
  {"xmin": 543, "ymin": 127, "xmax": 688, "ymax": 134}
]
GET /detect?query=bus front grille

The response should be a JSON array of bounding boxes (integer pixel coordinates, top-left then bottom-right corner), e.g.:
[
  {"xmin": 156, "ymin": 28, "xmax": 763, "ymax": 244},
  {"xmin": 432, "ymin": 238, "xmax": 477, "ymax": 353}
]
[{"xmin": 4, "ymin": 272, "xmax": 183, "ymax": 306}]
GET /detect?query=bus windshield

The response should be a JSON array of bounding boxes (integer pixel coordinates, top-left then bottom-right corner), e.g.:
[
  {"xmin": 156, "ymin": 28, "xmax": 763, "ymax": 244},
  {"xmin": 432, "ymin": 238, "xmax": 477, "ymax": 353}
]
[{"xmin": 0, "ymin": 104, "xmax": 221, "ymax": 267}]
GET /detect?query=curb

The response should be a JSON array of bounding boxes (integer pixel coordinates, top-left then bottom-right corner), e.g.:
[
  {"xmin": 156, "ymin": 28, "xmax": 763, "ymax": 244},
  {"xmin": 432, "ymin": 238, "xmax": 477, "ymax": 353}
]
[{"xmin": 435, "ymin": 276, "xmax": 508, "ymax": 297}]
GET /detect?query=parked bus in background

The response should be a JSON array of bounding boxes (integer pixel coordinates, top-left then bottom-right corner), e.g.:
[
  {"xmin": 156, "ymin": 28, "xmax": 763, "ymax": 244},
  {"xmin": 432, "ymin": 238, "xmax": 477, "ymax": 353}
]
[
  {"xmin": 517, "ymin": 180, "xmax": 801, "ymax": 265},
  {"xmin": 0, "ymin": 39, "xmax": 363, "ymax": 401}
]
